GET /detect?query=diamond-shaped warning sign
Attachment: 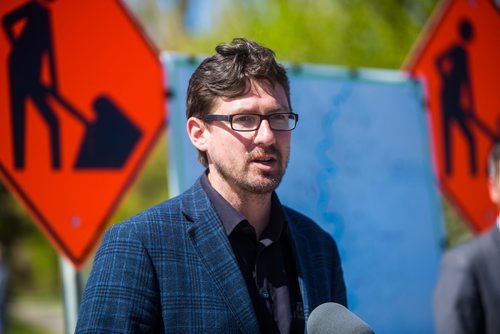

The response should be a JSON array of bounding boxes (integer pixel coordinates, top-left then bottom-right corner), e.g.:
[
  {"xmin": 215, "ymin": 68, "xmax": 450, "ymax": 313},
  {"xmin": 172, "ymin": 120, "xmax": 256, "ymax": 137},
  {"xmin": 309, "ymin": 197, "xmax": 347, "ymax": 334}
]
[
  {"xmin": 408, "ymin": 0, "xmax": 500, "ymax": 232},
  {"xmin": 0, "ymin": 0, "xmax": 166, "ymax": 266}
]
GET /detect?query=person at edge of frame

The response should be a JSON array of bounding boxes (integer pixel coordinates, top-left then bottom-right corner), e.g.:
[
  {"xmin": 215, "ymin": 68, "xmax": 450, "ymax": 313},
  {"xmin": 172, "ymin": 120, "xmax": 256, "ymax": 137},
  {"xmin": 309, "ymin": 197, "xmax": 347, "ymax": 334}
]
[{"xmin": 434, "ymin": 141, "xmax": 500, "ymax": 334}]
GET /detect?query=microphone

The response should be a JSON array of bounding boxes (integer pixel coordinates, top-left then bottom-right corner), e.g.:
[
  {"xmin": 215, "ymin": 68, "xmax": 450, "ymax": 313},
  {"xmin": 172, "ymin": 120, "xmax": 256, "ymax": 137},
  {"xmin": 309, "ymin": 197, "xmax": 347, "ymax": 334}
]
[{"xmin": 306, "ymin": 303, "xmax": 374, "ymax": 334}]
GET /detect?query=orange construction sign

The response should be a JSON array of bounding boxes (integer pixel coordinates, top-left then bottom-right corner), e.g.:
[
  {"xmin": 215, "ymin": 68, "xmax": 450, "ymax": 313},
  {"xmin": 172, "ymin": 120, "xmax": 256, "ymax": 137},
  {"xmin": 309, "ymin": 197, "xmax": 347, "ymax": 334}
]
[
  {"xmin": 407, "ymin": 0, "xmax": 500, "ymax": 232},
  {"xmin": 0, "ymin": 0, "xmax": 166, "ymax": 267}
]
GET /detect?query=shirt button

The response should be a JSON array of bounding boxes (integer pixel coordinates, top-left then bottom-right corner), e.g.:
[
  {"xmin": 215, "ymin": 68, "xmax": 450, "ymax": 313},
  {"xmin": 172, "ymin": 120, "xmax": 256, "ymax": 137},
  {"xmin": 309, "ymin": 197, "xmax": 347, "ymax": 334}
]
[{"xmin": 261, "ymin": 291, "xmax": 270, "ymax": 300}]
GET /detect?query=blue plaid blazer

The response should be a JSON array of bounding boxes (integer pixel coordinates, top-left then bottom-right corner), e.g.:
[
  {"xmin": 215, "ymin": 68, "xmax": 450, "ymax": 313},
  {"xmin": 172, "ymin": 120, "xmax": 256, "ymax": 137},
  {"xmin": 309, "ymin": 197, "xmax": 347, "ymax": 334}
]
[{"xmin": 76, "ymin": 177, "xmax": 347, "ymax": 333}]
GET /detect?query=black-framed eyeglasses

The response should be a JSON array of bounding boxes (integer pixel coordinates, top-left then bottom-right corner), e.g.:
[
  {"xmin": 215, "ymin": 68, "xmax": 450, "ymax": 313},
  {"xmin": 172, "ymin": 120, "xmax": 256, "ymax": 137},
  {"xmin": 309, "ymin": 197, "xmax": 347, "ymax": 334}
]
[{"xmin": 203, "ymin": 112, "xmax": 299, "ymax": 132}]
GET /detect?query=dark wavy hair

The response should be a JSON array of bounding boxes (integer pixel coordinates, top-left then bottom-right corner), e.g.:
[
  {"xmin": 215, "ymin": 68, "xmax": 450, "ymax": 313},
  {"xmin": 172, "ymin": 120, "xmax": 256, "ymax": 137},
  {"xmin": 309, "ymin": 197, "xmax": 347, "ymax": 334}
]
[{"xmin": 186, "ymin": 38, "xmax": 291, "ymax": 166}]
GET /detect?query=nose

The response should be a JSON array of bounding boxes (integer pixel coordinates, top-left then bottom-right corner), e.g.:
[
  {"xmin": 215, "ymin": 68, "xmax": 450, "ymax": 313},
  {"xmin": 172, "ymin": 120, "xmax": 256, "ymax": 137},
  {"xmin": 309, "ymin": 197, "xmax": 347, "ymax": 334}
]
[{"xmin": 254, "ymin": 119, "xmax": 276, "ymax": 146}]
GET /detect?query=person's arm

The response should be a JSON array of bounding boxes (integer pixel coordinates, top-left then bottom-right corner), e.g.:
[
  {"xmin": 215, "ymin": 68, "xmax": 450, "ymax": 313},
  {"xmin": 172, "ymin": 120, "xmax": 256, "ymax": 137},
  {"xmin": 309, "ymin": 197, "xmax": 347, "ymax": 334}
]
[
  {"xmin": 46, "ymin": 39, "xmax": 58, "ymax": 91},
  {"xmin": 76, "ymin": 222, "xmax": 161, "ymax": 333},
  {"xmin": 434, "ymin": 50, "xmax": 449, "ymax": 77},
  {"xmin": 1, "ymin": 2, "xmax": 34, "ymax": 45},
  {"xmin": 434, "ymin": 248, "xmax": 484, "ymax": 334},
  {"xmin": 461, "ymin": 62, "xmax": 475, "ymax": 116}
]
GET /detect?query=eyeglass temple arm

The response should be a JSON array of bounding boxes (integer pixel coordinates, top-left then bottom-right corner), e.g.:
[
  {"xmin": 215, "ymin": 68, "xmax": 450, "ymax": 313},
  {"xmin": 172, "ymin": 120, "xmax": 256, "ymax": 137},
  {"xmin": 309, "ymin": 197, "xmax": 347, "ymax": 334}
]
[{"xmin": 204, "ymin": 115, "xmax": 231, "ymax": 121}]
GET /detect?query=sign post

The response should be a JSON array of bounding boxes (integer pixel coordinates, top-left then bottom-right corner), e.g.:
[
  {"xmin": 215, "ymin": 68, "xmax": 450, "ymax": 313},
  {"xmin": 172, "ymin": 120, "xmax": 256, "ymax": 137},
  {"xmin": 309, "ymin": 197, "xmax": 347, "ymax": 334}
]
[
  {"xmin": 0, "ymin": 0, "xmax": 166, "ymax": 330},
  {"xmin": 407, "ymin": 0, "xmax": 500, "ymax": 233},
  {"xmin": 60, "ymin": 256, "xmax": 83, "ymax": 333}
]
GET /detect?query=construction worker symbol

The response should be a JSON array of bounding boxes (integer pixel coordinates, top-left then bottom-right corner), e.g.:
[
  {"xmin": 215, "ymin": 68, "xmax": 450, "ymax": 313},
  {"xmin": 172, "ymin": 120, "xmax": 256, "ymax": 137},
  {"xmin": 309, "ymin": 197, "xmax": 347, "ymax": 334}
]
[
  {"xmin": 2, "ymin": 0, "xmax": 142, "ymax": 171},
  {"xmin": 434, "ymin": 17, "xmax": 500, "ymax": 177}
]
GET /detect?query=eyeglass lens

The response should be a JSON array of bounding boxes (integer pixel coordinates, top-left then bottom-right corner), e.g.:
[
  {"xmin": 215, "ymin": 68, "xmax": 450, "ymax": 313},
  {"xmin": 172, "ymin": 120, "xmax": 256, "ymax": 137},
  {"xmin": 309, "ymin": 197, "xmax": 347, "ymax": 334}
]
[{"xmin": 232, "ymin": 114, "xmax": 296, "ymax": 131}]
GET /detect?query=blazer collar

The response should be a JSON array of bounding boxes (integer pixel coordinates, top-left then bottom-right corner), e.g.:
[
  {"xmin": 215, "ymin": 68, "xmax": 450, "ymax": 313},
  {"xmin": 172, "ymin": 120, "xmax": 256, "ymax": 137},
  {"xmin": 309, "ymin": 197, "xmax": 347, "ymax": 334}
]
[{"xmin": 181, "ymin": 177, "xmax": 260, "ymax": 334}]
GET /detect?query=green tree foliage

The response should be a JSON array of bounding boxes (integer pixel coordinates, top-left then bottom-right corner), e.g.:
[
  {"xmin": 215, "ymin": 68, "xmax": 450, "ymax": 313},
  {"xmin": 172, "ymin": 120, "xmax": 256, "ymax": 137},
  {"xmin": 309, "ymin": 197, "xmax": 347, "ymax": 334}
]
[
  {"xmin": 155, "ymin": 0, "xmax": 436, "ymax": 68},
  {"xmin": 0, "ymin": 182, "xmax": 60, "ymax": 299}
]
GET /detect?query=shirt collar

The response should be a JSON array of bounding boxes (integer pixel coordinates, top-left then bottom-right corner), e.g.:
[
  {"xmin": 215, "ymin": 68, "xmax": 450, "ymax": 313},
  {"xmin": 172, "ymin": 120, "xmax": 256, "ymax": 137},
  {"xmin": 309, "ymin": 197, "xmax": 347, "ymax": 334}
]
[
  {"xmin": 201, "ymin": 172, "xmax": 244, "ymax": 236},
  {"xmin": 200, "ymin": 171, "xmax": 287, "ymax": 242}
]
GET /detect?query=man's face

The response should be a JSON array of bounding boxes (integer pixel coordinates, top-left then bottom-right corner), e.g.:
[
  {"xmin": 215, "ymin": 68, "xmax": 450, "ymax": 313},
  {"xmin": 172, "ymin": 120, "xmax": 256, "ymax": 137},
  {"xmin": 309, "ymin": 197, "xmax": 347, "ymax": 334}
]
[{"xmin": 204, "ymin": 80, "xmax": 291, "ymax": 195}]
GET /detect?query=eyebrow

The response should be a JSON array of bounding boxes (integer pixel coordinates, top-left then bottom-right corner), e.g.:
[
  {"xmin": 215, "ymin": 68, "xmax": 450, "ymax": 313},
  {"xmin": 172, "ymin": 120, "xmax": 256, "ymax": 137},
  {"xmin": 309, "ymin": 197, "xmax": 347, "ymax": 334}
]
[{"xmin": 231, "ymin": 106, "xmax": 291, "ymax": 114}]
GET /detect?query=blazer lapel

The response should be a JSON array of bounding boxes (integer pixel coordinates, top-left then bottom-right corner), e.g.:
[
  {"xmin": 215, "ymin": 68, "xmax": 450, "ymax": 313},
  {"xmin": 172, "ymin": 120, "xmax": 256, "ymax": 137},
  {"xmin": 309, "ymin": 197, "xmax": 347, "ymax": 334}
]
[
  {"xmin": 181, "ymin": 179, "xmax": 259, "ymax": 334},
  {"xmin": 287, "ymin": 220, "xmax": 315, "ymax": 320},
  {"xmin": 286, "ymin": 211, "xmax": 347, "ymax": 321}
]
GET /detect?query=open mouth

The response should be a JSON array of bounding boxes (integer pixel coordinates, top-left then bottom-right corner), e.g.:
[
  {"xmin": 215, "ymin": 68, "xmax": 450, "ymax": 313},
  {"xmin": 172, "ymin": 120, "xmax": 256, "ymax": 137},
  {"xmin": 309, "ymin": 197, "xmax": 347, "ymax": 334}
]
[
  {"xmin": 249, "ymin": 148, "xmax": 281, "ymax": 167},
  {"xmin": 252, "ymin": 156, "xmax": 277, "ymax": 166},
  {"xmin": 255, "ymin": 157, "xmax": 274, "ymax": 163}
]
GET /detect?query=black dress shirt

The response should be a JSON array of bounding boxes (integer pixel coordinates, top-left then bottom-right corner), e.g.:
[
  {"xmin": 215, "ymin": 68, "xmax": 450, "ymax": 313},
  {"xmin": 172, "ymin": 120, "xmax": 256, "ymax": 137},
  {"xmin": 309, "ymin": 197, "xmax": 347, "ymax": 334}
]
[{"xmin": 201, "ymin": 174, "xmax": 304, "ymax": 333}]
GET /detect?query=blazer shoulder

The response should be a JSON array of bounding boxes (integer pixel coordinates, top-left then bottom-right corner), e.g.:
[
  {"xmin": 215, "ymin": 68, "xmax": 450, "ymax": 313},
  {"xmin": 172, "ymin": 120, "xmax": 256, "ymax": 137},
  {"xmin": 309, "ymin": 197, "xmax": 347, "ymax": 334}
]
[
  {"xmin": 115, "ymin": 178, "xmax": 207, "ymax": 230},
  {"xmin": 441, "ymin": 229, "xmax": 496, "ymax": 271},
  {"xmin": 116, "ymin": 195, "xmax": 183, "ymax": 226},
  {"xmin": 101, "ymin": 179, "xmax": 209, "ymax": 246}
]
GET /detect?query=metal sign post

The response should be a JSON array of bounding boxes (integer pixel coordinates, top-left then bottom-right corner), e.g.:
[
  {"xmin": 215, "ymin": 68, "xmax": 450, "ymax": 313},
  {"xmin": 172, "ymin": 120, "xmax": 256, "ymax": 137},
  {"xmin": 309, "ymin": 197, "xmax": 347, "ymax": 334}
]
[{"xmin": 60, "ymin": 256, "xmax": 84, "ymax": 334}]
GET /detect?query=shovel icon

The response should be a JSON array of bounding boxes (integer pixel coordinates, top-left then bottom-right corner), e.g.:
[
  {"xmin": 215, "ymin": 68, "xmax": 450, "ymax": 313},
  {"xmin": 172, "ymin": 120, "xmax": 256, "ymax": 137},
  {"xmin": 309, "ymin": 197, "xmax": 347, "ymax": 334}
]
[{"xmin": 51, "ymin": 91, "xmax": 142, "ymax": 169}]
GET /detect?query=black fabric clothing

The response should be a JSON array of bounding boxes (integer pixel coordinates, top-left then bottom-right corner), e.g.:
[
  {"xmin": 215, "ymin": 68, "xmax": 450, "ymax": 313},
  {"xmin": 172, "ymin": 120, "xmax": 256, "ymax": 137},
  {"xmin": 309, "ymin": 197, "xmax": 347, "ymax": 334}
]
[{"xmin": 201, "ymin": 174, "xmax": 305, "ymax": 334}]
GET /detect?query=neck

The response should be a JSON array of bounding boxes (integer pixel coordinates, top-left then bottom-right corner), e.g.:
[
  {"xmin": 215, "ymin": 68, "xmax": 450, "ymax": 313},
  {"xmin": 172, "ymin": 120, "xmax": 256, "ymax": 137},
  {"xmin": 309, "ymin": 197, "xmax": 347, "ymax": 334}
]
[{"xmin": 208, "ymin": 172, "xmax": 272, "ymax": 239}]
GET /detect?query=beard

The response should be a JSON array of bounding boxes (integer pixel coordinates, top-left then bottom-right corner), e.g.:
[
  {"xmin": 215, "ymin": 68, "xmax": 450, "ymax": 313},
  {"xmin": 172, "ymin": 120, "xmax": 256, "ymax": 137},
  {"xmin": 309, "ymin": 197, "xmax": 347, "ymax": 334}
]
[{"xmin": 212, "ymin": 146, "xmax": 289, "ymax": 195}]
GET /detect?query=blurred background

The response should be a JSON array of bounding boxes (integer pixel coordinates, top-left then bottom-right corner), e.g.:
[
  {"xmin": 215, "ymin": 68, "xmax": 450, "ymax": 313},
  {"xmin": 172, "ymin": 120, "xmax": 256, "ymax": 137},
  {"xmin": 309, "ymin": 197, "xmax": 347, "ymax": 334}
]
[{"xmin": 0, "ymin": 0, "xmax": 473, "ymax": 333}]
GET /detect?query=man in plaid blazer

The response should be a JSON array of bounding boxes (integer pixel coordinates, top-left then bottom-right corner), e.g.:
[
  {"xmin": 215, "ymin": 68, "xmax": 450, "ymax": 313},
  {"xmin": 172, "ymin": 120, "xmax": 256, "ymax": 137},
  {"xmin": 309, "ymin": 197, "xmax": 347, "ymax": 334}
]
[{"xmin": 77, "ymin": 38, "xmax": 347, "ymax": 333}]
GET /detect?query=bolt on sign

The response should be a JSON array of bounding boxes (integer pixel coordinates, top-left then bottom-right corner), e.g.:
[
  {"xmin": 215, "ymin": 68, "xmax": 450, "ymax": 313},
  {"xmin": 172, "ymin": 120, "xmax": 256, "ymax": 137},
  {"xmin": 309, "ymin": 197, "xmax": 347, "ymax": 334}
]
[
  {"xmin": 407, "ymin": 0, "xmax": 500, "ymax": 233},
  {"xmin": 0, "ymin": 0, "xmax": 166, "ymax": 267}
]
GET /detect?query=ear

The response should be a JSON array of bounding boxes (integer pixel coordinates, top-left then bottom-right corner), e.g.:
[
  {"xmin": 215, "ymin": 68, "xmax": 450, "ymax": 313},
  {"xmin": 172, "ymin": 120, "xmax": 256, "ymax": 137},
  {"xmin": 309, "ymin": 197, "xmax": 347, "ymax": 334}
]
[
  {"xmin": 187, "ymin": 117, "xmax": 209, "ymax": 152},
  {"xmin": 488, "ymin": 177, "xmax": 500, "ymax": 205}
]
